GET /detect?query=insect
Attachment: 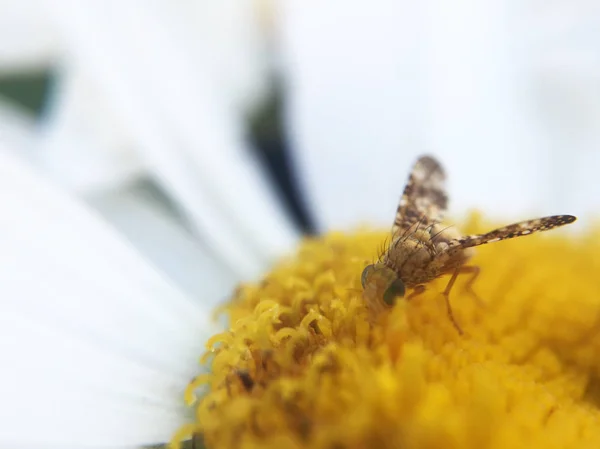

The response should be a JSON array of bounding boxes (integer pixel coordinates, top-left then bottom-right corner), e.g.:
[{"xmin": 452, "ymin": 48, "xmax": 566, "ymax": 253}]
[{"xmin": 361, "ymin": 155, "xmax": 576, "ymax": 334}]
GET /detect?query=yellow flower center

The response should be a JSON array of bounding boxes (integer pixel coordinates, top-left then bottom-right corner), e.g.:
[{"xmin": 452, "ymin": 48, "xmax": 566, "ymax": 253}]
[{"xmin": 172, "ymin": 213, "xmax": 600, "ymax": 449}]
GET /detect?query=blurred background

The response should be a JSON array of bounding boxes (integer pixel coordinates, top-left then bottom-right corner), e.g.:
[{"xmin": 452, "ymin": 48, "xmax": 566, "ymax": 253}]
[{"xmin": 1, "ymin": 0, "xmax": 598, "ymax": 307}]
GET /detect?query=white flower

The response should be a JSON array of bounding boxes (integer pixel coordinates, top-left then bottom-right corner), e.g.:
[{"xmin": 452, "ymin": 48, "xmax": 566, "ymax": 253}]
[
  {"xmin": 0, "ymin": 148, "xmax": 217, "ymax": 447},
  {"xmin": 0, "ymin": 1, "xmax": 598, "ymax": 447}
]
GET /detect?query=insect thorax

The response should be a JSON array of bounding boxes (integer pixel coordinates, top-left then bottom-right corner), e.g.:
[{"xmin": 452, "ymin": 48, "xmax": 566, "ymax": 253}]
[{"xmin": 383, "ymin": 224, "xmax": 472, "ymax": 286}]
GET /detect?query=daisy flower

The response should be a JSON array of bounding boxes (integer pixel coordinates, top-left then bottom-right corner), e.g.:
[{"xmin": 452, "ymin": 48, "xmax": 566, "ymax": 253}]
[
  {"xmin": 1, "ymin": 1, "xmax": 600, "ymax": 449},
  {"xmin": 177, "ymin": 212, "xmax": 600, "ymax": 449}
]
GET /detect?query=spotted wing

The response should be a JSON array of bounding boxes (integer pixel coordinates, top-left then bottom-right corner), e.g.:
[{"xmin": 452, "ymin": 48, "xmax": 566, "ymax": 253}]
[
  {"xmin": 392, "ymin": 155, "xmax": 448, "ymax": 237},
  {"xmin": 448, "ymin": 215, "xmax": 576, "ymax": 250}
]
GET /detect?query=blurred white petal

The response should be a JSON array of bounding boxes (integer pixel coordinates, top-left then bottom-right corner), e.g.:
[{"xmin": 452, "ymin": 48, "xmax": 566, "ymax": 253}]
[
  {"xmin": 0, "ymin": 149, "xmax": 216, "ymax": 447},
  {"xmin": 0, "ymin": 0, "xmax": 57, "ymax": 71},
  {"xmin": 87, "ymin": 179, "xmax": 237, "ymax": 305},
  {"xmin": 420, "ymin": 0, "xmax": 546, "ymax": 218},
  {"xmin": 169, "ymin": 0, "xmax": 270, "ymax": 114},
  {"xmin": 0, "ymin": 96, "xmax": 36, "ymax": 155},
  {"xmin": 35, "ymin": 67, "xmax": 144, "ymax": 194},
  {"xmin": 279, "ymin": 0, "xmax": 589, "ymax": 230},
  {"xmin": 521, "ymin": 0, "xmax": 600, "ymax": 219},
  {"xmin": 279, "ymin": 1, "xmax": 425, "ymax": 231},
  {"xmin": 43, "ymin": 0, "xmax": 299, "ymax": 280}
]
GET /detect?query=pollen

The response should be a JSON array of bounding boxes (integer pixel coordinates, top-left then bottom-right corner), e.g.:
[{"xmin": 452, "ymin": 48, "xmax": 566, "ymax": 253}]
[{"xmin": 172, "ymin": 212, "xmax": 600, "ymax": 449}]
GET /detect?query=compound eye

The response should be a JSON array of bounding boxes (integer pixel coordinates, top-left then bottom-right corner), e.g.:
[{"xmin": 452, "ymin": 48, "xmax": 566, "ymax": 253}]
[
  {"xmin": 361, "ymin": 264, "xmax": 375, "ymax": 288},
  {"xmin": 383, "ymin": 278, "xmax": 406, "ymax": 306}
]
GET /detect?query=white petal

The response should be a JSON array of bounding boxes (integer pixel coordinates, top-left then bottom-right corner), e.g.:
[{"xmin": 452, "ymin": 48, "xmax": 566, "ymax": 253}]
[
  {"xmin": 35, "ymin": 67, "xmax": 144, "ymax": 194},
  {"xmin": 0, "ymin": 0, "xmax": 57, "ymax": 70},
  {"xmin": 0, "ymin": 150, "xmax": 216, "ymax": 447},
  {"xmin": 87, "ymin": 179, "xmax": 238, "ymax": 305},
  {"xmin": 279, "ymin": 1, "xmax": 550, "ymax": 230},
  {"xmin": 44, "ymin": 0, "xmax": 299, "ymax": 279},
  {"xmin": 520, "ymin": 1, "xmax": 600, "ymax": 219},
  {"xmin": 167, "ymin": 0, "xmax": 270, "ymax": 114},
  {"xmin": 0, "ymin": 97, "xmax": 36, "ymax": 158},
  {"xmin": 18, "ymin": 68, "xmax": 237, "ymax": 307}
]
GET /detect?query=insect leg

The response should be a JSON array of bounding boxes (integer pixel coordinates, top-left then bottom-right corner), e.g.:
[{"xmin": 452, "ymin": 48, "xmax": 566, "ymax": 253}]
[
  {"xmin": 192, "ymin": 433, "xmax": 202, "ymax": 449},
  {"xmin": 442, "ymin": 267, "xmax": 465, "ymax": 335},
  {"xmin": 406, "ymin": 284, "xmax": 426, "ymax": 300},
  {"xmin": 461, "ymin": 265, "xmax": 485, "ymax": 308}
]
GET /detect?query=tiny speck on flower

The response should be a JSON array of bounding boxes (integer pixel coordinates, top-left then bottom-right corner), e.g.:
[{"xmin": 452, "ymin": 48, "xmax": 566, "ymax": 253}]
[{"xmin": 172, "ymin": 212, "xmax": 600, "ymax": 449}]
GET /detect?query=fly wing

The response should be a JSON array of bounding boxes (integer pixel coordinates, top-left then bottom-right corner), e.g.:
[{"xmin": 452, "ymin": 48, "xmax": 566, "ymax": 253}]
[
  {"xmin": 392, "ymin": 155, "xmax": 448, "ymax": 237},
  {"xmin": 448, "ymin": 215, "xmax": 576, "ymax": 250}
]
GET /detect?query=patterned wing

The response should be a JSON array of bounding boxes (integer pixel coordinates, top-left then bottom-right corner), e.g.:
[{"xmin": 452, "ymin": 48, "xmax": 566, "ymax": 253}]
[
  {"xmin": 392, "ymin": 155, "xmax": 448, "ymax": 237},
  {"xmin": 449, "ymin": 215, "xmax": 576, "ymax": 250}
]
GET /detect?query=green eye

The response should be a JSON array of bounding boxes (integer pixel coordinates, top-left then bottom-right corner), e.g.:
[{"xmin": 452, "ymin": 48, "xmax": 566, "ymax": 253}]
[
  {"xmin": 361, "ymin": 264, "xmax": 375, "ymax": 288},
  {"xmin": 383, "ymin": 278, "xmax": 405, "ymax": 306}
]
